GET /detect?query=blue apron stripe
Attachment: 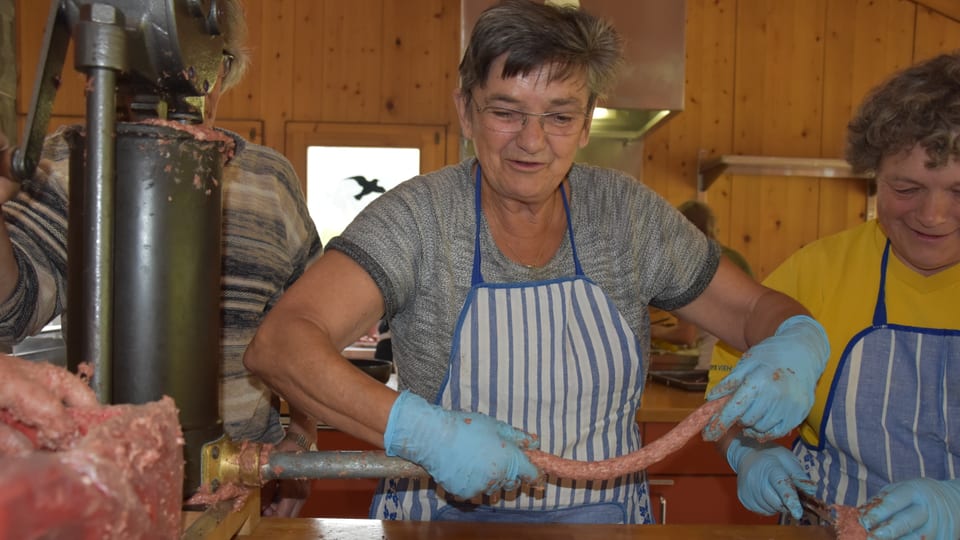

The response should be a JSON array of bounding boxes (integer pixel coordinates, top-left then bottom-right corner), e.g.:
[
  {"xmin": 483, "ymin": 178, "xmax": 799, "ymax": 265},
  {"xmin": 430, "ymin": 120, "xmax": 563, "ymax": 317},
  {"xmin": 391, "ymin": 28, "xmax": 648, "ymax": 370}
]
[
  {"xmin": 575, "ymin": 282, "xmax": 611, "ymax": 462},
  {"xmin": 843, "ymin": 338, "xmax": 865, "ymax": 502},
  {"xmin": 557, "ymin": 284, "xmax": 573, "ymax": 459},
  {"xmin": 545, "ymin": 284, "xmax": 558, "ymax": 455},
  {"xmin": 947, "ymin": 356, "xmax": 958, "ymax": 478},
  {"xmin": 530, "ymin": 286, "xmax": 543, "ymax": 436},
  {"xmin": 494, "ymin": 289, "xmax": 505, "ymax": 410},
  {"xmin": 879, "ymin": 331, "xmax": 895, "ymax": 483},
  {"xmin": 563, "ymin": 294, "xmax": 590, "ymax": 461},
  {"xmin": 913, "ymin": 334, "xmax": 926, "ymax": 478},
  {"xmin": 518, "ymin": 287, "xmax": 532, "ymax": 431},
  {"xmin": 415, "ymin": 479, "xmax": 428, "ymax": 516},
  {"xmin": 794, "ymin": 240, "xmax": 960, "ymax": 512},
  {"xmin": 503, "ymin": 288, "xmax": 518, "ymax": 417}
]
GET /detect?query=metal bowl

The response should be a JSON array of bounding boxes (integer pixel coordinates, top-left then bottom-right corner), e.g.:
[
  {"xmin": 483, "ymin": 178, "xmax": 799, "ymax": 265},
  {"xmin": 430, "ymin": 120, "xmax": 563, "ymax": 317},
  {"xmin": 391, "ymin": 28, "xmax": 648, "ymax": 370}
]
[{"xmin": 350, "ymin": 358, "xmax": 393, "ymax": 384}]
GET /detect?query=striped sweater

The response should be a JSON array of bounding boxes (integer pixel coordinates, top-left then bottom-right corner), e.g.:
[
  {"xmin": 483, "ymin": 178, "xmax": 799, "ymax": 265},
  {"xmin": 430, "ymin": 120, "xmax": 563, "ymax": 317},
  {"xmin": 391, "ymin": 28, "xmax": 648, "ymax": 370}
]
[{"xmin": 0, "ymin": 127, "xmax": 321, "ymax": 442}]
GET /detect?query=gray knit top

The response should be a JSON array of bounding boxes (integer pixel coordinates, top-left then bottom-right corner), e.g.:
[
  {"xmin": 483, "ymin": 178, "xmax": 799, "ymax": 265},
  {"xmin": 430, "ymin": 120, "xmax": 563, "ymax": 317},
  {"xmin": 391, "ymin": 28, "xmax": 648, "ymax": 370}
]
[{"xmin": 329, "ymin": 158, "xmax": 720, "ymax": 401}]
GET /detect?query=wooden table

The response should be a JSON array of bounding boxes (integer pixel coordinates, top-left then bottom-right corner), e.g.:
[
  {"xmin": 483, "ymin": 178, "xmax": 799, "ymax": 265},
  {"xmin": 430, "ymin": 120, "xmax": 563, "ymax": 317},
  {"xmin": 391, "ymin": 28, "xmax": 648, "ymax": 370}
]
[
  {"xmin": 638, "ymin": 379, "xmax": 706, "ymax": 423},
  {"xmin": 239, "ymin": 518, "xmax": 835, "ymax": 539}
]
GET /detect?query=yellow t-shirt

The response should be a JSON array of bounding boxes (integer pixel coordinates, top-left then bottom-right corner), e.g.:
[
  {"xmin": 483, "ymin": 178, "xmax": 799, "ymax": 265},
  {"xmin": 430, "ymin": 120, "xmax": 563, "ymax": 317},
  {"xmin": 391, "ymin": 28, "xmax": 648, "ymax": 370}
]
[{"xmin": 708, "ymin": 220, "xmax": 960, "ymax": 446}]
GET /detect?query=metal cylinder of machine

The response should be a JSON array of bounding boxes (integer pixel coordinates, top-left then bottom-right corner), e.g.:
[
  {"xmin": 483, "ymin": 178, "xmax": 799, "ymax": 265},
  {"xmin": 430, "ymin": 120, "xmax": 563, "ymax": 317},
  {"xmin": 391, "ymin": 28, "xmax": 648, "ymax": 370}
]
[
  {"xmin": 64, "ymin": 121, "xmax": 228, "ymax": 497},
  {"xmin": 259, "ymin": 450, "xmax": 430, "ymax": 482}
]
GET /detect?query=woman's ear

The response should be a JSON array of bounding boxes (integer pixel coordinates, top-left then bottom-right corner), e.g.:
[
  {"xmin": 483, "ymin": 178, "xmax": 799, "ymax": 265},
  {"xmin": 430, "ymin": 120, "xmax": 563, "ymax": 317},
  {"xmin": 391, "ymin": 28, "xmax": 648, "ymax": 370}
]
[
  {"xmin": 453, "ymin": 89, "xmax": 475, "ymax": 140},
  {"xmin": 578, "ymin": 104, "xmax": 594, "ymax": 149}
]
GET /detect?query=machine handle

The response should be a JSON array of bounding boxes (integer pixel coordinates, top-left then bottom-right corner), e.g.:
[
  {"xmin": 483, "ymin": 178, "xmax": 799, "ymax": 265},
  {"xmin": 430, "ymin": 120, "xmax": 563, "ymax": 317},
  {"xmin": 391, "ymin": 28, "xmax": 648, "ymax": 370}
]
[{"xmin": 12, "ymin": 0, "xmax": 73, "ymax": 183}]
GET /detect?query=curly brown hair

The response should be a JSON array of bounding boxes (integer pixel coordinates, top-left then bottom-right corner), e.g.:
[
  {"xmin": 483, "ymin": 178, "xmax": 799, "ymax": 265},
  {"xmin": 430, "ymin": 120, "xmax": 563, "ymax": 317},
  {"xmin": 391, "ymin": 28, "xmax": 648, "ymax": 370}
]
[{"xmin": 845, "ymin": 51, "xmax": 960, "ymax": 175}]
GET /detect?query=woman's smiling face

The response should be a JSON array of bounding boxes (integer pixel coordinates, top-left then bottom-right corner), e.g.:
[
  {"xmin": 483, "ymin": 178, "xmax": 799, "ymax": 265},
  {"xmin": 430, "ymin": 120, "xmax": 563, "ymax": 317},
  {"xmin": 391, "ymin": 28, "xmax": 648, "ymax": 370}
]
[
  {"xmin": 456, "ymin": 54, "xmax": 593, "ymax": 205},
  {"xmin": 876, "ymin": 143, "xmax": 960, "ymax": 276}
]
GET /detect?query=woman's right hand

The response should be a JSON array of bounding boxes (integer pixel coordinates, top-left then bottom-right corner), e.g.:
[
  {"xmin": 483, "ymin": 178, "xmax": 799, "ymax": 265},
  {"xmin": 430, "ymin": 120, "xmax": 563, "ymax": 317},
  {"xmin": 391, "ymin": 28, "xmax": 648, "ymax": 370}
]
[
  {"xmin": 383, "ymin": 390, "xmax": 540, "ymax": 499},
  {"xmin": 726, "ymin": 436, "xmax": 812, "ymax": 520}
]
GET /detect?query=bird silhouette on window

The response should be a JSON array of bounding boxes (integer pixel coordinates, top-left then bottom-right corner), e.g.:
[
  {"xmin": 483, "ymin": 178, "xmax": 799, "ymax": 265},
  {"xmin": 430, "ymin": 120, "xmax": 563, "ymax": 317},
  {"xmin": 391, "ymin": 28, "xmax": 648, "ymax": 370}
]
[{"xmin": 345, "ymin": 175, "xmax": 386, "ymax": 200}]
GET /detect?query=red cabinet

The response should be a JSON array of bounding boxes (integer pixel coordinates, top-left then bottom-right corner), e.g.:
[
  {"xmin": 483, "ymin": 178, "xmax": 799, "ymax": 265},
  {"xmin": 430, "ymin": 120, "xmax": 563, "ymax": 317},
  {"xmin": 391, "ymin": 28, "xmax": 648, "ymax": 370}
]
[{"xmin": 643, "ymin": 421, "xmax": 779, "ymax": 525}]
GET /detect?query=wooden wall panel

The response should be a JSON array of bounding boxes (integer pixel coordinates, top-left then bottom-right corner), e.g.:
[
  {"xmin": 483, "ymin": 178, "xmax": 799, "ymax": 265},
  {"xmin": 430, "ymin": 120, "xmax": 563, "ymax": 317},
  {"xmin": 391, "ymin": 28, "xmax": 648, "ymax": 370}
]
[
  {"xmin": 381, "ymin": 0, "xmax": 459, "ymax": 125},
  {"xmin": 821, "ymin": 0, "xmax": 915, "ymax": 158},
  {"xmin": 292, "ymin": 0, "xmax": 383, "ymax": 122},
  {"xmin": 727, "ymin": 0, "xmax": 827, "ymax": 278},
  {"xmin": 11, "ymin": 0, "xmax": 960, "ymax": 283},
  {"xmin": 238, "ymin": 0, "xmax": 296, "ymax": 149},
  {"xmin": 217, "ymin": 119, "xmax": 264, "ymax": 145},
  {"xmin": 217, "ymin": 0, "xmax": 264, "ymax": 123},
  {"xmin": 642, "ymin": 0, "xmax": 737, "ymax": 229},
  {"xmin": 817, "ymin": 0, "xmax": 915, "ymax": 239},
  {"xmin": 681, "ymin": 0, "xmax": 737, "ymax": 245},
  {"xmin": 913, "ymin": 0, "xmax": 960, "ymax": 22},
  {"xmin": 16, "ymin": 0, "xmax": 85, "ymax": 117},
  {"xmin": 914, "ymin": 6, "xmax": 960, "ymax": 59},
  {"xmin": 732, "ymin": 1, "xmax": 827, "ymax": 157}
]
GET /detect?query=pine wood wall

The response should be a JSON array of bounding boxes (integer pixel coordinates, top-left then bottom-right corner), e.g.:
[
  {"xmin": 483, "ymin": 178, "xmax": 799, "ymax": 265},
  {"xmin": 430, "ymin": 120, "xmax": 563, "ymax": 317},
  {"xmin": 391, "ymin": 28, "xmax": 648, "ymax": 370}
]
[
  {"xmin": 647, "ymin": 0, "xmax": 960, "ymax": 279},
  {"xmin": 13, "ymin": 0, "xmax": 960, "ymax": 280}
]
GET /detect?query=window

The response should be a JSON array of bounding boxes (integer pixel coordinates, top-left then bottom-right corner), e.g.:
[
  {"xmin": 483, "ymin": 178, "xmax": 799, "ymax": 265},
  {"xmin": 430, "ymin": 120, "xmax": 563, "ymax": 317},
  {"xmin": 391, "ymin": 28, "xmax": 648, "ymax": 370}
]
[
  {"xmin": 286, "ymin": 122, "xmax": 447, "ymax": 244},
  {"xmin": 306, "ymin": 145, "xmax": 419, "ymax": 245}
]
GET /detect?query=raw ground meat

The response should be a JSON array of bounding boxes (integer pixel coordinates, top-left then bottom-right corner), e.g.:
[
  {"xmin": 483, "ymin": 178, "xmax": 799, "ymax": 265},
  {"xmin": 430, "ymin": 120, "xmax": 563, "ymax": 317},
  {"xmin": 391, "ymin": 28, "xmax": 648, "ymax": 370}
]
[
  {"xmin": 186, "ymin": 481, "xmax": 253, "ymax": 512},
  {"xmin": 0, "ymin": 354, "xmax": 184, "ymax": 539},
  {"xmin": 186, "ymin": 438, "xmax": 269, "ymax": 509},
  {"xmin": 833, "ymin": 504, "xmax": 868, "ymax": 540},
  {"xmin": 526, "ymin": 396, "xmax": 730, "ymax": 480}
]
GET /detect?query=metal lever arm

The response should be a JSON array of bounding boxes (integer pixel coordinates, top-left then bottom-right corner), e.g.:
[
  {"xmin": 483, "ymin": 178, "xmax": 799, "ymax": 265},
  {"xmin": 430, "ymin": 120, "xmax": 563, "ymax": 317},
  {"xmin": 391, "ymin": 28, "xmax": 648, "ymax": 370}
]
[
  {"xmin": 11, "ymin": 0, "xmax": 74, "ymax": 182},
  {"xmin": 261, "ymin": 450, "xmax": 429, "ymax": 482}
]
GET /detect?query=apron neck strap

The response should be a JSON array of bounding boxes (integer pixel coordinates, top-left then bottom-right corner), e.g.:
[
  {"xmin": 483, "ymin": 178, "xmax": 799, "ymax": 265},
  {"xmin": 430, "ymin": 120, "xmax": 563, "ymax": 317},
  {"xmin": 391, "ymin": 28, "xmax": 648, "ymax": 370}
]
[
  {"xmin": 872, "ymin": 240, "xmax": 892, "ymax": 326},
  {"xmin": 471, "ymin": 164, "xmax": 582, "ymax": 285},
  {"xmin": 471, "ymin": 165, "xmax": 484, "ymax": 285}
]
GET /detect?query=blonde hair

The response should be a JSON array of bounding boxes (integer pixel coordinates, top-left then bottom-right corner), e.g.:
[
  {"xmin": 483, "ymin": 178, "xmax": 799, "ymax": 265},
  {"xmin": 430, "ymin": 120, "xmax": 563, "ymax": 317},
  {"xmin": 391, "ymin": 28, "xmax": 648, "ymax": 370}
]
[{"xmin": 218, "ymin": 0, "xmax": 250, "ymax": 93}]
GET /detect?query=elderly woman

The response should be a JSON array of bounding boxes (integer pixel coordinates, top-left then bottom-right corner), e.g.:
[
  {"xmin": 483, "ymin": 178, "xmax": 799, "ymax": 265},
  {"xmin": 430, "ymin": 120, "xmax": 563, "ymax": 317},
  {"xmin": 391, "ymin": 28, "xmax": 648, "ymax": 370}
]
[
  {"xmin": 709, "ymin": 52, "xmax": 960, "ymax": 539},
  {"xmin": 245, "ymin": 0, "xmax": 828, "ymax": 524}
]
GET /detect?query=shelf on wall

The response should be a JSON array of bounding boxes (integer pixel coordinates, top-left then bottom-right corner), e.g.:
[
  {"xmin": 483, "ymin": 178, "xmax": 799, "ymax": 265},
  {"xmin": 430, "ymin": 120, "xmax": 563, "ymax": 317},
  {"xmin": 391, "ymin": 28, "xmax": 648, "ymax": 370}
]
[
  {"xmin": 696, "ymin": 154, "xmax": 877, "ymax": 220},
  {"xmin": 697, "ymin": 154, "xmax": 872, "ymax": 193}
]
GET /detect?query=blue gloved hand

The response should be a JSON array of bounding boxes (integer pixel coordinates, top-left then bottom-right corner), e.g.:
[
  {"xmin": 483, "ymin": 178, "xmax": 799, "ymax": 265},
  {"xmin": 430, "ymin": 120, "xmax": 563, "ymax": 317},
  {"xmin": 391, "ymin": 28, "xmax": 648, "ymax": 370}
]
[
  {"xmin": 383, "ymin": 390, "xmax": 540, "ymax": 499},
  {"xmin": 703, "ymin": 315, "xmax": 829, "ymax": 441},
  {"xmin": 726, "ymin": 436, "xmax": 813, "ymax": 519},
  {"xmin": 859, "ymin": 478, "xmax": 960, "ymax": 539}
]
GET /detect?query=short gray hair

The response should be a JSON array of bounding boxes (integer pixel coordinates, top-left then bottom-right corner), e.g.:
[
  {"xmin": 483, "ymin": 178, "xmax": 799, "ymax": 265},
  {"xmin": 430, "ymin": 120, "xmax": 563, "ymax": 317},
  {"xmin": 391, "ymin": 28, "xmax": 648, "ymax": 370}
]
[{"xmin": 459, "ymin": 0, "xmax": 623, "ymax": 109}]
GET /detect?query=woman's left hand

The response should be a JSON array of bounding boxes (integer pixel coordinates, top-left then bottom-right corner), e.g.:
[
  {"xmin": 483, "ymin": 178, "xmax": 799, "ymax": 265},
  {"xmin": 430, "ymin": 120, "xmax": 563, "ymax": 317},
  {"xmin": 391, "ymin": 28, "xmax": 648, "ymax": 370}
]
[
  {"xmin": 703, "ymin": 315, "xmax": 829, "ymax": 441},
  {"xmin": 859, "ymin": 478, "xmax": 960, "ymax": 539}
]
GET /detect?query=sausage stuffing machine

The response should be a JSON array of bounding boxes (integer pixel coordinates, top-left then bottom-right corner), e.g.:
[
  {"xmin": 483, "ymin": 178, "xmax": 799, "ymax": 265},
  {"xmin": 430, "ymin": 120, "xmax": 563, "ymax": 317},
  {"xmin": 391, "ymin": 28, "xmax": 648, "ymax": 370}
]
[
  {"xmin": 12, "ymin": 0, "xmax": 229, "ymax": 496},
  {"xmin": 12, "ymin": 0, "xmax": 424, "ymax": 509}
]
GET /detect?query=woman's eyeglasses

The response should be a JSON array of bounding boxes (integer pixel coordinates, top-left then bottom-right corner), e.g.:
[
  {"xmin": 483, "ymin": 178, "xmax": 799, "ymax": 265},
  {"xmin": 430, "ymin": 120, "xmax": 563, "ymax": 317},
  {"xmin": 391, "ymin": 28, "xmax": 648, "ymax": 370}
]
[{"xmin": 475, "ymin": 104, "xmax": 587, "ymax": 136}]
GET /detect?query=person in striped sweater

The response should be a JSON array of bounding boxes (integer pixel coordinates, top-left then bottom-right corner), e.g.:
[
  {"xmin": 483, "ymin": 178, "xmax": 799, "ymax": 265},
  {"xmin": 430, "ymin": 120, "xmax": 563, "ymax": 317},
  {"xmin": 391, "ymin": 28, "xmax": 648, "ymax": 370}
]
[{"xmin": 0, "ymin": 0, "xmax": 322, "ymax": 518}]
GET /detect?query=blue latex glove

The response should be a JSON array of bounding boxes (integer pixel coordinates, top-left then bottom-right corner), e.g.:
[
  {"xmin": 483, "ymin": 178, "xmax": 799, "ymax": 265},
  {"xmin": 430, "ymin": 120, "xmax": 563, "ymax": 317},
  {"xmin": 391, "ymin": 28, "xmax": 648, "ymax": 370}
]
[
  {"xmin": 383, "ymin": 390, "xmax": 540, "ymax": 499},
  {"xmin": 704, "ymin": 315, "xmax": 829, "ymax": 441},
  {"xmin": 726, "ymin": 436, "xmax": 813, "ymax": 519},
  {"xmin": 860, "ymin": 478, "xmax": 960, "ymax": 539}
]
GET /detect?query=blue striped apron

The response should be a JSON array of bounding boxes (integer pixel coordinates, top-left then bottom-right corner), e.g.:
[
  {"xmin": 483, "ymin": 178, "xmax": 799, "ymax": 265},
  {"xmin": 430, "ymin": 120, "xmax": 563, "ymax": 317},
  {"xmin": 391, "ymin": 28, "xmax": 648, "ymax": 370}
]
[
  {"xmin": 794, "ymin": 241, "xmax": 960, "ymax": 517},
  {"xmin": 370, "ymin": 167, "xmax": 651, "ymax": 523}
]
